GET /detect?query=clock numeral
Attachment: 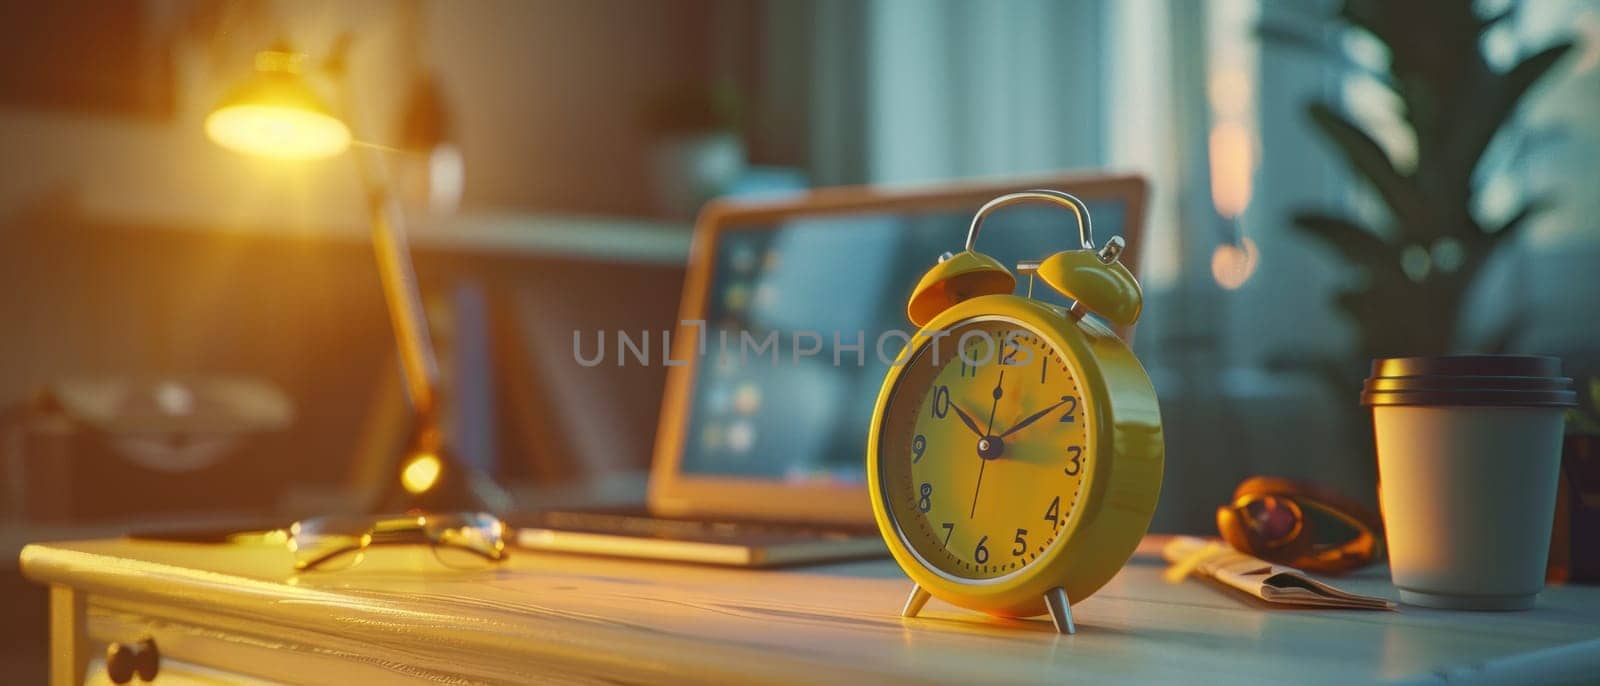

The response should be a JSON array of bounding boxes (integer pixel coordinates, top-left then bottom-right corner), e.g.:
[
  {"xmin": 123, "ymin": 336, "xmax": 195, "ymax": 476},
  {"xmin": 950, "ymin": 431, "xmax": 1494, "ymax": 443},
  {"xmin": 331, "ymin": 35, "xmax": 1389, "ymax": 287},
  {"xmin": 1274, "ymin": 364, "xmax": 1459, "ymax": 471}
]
[
  {"xmin": 1000, "ymin": 332, "xmax": 1032, "ymax": 367},
  {"xmin": 941, "ymin": 522, "xmax": 955, "ymax": 545},
  {"xmin": 959, "ymin": 355, "xmax": 978, "ymax": 378},
  {"xmin": 1012, "ymin": 528, "xmax": 1029, "ymax": 556},
  {"xmin": 974, "ymin": 536, "xmax": 990, "ymax": 564},
  {"xmin": 1044, "ymin": 495, "xmax": 1060, "ymax": 525},
  {"xmin": 911, "ymin": 434, "xmax": 926, "ymax": 463},
  {"xmin": 917, "ymin": 483, "xmax": 933, "ymax": 513},
  {"xmin": 1058, "ymin": 395, "xmax": 1078, "ymax": 423},
  {"xmin": 1040, "ymin": 361, "xmax": 1048, "ymax": 384},
  {"xmin": 1064, "ymin": 446, "xmax": 1083, "ymax": 476},
  {"xmin": 931, "ymin": 385, "xmax": 951, "ymax": 419}
]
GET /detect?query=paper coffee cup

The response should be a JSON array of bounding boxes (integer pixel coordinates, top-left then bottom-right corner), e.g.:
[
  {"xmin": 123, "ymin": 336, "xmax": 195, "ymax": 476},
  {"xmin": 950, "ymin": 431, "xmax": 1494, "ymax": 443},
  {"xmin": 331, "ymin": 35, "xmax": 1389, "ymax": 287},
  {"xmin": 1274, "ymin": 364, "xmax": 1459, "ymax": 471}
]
[{"xmin": 1362, "ymin": 355, "xmax": 1576, "ymax": 610}]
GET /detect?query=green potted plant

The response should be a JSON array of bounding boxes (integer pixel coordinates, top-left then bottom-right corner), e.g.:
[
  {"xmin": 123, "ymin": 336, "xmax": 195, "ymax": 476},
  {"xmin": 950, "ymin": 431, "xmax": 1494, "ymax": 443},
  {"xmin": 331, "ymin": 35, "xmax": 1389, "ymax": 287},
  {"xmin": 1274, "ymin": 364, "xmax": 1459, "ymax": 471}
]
[
  {"xmin": 1287, "ymin": 0, "xmax": 1573, "ymax": 359},
  {"xmin": 1266, "ymin": 0, "xmax": 1574, "ymax": 483}
]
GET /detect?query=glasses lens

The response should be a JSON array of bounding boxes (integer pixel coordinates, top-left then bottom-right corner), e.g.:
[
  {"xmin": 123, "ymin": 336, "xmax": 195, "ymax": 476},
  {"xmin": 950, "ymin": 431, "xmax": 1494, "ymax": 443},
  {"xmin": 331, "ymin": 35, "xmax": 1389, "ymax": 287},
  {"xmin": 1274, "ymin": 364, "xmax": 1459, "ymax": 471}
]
[
  {"xmin": 1240, "ymin": 495, "xmax": 1301, "ymax": 544},
  {"xmin": 423, "ymin": 512, "xmax": 507, "ymax": 569},
  {"xmin": 289, "ymin": 516, "xmax": 370, "ymax": 572}
]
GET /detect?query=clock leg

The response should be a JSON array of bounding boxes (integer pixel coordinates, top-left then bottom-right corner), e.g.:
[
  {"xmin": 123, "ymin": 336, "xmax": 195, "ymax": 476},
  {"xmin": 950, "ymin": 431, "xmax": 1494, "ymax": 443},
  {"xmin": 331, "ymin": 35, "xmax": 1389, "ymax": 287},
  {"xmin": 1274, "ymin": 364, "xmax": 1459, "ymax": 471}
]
[
  {"xmin": 901, "ymin": 585, "xmax": 932, "ymax": 618},
  {"xmin": 1044, "ymin": 587, "xmax": 1076, "ymax": 635}
]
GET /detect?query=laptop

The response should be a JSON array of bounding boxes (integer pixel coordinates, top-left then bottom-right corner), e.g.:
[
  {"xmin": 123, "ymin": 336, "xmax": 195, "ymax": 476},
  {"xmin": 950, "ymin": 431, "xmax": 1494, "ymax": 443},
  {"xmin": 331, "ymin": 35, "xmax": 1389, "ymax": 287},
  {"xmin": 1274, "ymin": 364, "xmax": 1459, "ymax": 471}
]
[{"xmin": 515, "ymin": 173, "xmax": 1148, "ymax": 566}]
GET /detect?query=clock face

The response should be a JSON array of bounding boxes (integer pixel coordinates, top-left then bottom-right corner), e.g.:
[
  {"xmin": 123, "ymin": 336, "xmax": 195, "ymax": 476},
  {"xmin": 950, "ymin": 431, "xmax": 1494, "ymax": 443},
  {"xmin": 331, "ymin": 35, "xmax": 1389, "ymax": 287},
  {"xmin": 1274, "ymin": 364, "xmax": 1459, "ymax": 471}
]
[{"xmin": 878, "ymin": 318, "xmax": 1090, "ymax": 580}]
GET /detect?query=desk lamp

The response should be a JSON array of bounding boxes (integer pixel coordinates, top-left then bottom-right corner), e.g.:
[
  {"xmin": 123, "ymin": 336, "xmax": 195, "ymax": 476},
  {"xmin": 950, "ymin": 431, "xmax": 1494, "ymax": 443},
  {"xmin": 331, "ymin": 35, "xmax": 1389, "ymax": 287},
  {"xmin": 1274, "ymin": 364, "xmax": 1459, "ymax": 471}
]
[{"xmin": 206, "ymin": 45, "xmax": 507, "ymax": 513}]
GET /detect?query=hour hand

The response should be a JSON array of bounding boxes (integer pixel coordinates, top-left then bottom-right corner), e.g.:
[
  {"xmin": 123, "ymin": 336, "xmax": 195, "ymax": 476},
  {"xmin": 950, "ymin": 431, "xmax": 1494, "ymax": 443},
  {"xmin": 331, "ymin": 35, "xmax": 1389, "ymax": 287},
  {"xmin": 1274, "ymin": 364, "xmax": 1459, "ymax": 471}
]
[{"xmin": 951, "ymin": 403, "xmax": 986, "ymax": 438}]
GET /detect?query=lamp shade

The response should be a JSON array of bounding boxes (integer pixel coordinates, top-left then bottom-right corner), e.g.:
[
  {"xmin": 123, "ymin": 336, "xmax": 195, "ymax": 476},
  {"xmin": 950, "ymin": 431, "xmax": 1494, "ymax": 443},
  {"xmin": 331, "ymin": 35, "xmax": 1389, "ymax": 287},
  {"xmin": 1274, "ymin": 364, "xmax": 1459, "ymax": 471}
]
[{"xmin": 205, "ymin": 53, "xmax": 351, "ymax": 161}]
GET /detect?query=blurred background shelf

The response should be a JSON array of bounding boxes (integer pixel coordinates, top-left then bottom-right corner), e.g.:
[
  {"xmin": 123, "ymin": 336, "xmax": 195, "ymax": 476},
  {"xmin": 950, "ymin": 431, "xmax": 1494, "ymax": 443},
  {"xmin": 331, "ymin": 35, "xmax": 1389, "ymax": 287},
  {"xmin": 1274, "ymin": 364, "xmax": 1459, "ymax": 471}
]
[{"xmin": 74, "ymin": 198, "xmax": 694, "ymax": 265}]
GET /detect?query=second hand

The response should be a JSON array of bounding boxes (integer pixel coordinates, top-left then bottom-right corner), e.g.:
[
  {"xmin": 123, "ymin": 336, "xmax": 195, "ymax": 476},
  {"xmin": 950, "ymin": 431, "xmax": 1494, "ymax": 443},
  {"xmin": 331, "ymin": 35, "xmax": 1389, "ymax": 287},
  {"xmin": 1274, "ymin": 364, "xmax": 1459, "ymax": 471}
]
[{"xmin": 970, "ymin": 368, "xmax": 1005, "ymax": 518}]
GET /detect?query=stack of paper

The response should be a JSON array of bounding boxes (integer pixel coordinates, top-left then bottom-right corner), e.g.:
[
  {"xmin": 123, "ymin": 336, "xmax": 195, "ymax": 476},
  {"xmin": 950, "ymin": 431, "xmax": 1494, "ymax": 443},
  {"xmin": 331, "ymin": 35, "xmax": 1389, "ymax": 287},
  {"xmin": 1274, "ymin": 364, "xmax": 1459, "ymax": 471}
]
[{"xmin": 1161, "ymin": 536, "xmax": 1395, "ymax": 610}]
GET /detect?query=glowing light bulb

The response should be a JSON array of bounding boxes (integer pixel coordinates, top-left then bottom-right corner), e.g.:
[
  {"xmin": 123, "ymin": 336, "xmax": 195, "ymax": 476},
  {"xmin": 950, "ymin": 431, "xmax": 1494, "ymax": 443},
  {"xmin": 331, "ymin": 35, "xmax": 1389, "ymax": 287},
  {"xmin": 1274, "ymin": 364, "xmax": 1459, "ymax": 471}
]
[{"xmin": 400, "ymin": 453, "xmax": 442, "ymax": 495}]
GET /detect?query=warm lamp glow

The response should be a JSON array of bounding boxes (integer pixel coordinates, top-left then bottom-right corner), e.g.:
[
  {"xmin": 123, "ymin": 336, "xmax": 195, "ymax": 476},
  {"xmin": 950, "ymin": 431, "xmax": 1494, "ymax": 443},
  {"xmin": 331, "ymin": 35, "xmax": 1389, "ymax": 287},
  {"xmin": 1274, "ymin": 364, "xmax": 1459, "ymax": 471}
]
[
  {"xmin": 206, "ymin": 50, "xmax": 351, "ymax": 161},
  {"xmin": 206, "ymin": 104, "xmax": 351, "ymax": 161},
  {"xmin": 400, "ymin": 453, "xmax": 442, "ymax": 494}
]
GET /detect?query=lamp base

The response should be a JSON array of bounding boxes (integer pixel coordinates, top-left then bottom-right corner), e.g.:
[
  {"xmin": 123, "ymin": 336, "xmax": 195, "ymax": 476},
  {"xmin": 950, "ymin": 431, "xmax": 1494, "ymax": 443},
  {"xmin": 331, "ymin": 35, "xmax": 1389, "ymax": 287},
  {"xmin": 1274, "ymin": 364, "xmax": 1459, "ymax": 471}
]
[{"xmin": 376, "ymin": 425, "xmax": 514, "ymax": 514}]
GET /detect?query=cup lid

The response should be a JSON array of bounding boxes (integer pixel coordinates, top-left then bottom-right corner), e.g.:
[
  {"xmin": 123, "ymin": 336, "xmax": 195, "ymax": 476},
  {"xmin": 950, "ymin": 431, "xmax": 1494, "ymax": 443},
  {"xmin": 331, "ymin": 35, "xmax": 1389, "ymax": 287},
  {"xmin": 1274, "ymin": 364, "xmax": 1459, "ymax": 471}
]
[{"xmin": 1361, "ymin": 355, "xmax": 1576, "ymax": 407}]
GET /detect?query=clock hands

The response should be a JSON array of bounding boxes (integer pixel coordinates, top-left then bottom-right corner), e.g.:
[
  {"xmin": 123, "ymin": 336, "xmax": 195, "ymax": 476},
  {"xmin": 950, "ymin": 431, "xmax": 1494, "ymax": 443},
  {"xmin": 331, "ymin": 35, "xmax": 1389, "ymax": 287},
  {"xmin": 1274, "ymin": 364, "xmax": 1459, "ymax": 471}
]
[
  {"xmin": 983, "ymin": 370, "xmax": 1005, "ymax": 434},
  {"xmin": 970, "ymin": 370, "xmax": 1006, "ymax": 519},
  {"xmin": 999, "ymin": 396, "xmax": 1070, "ymax": 438},
  {"xmin": 950, "ymin": 402, "xmax": 985, "ymax": 439}
]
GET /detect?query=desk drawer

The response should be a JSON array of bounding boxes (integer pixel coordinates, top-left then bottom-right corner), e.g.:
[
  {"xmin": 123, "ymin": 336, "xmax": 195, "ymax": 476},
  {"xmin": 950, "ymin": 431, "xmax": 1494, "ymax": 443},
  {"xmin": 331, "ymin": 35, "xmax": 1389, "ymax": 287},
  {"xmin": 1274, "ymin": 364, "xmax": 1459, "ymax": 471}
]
[
  {"xmin": 86, "ymin": 599, "xmax": 458, "ymax": 685},
  {"xmin": 82, "ymin": 653, "xmax": 279, "ymax": 685}
]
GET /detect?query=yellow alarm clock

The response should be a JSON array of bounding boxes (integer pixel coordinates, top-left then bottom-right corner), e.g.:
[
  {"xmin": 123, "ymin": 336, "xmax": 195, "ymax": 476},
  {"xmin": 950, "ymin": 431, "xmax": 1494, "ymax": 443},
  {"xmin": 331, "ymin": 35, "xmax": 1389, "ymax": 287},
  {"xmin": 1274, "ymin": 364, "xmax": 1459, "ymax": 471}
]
[{"xmin": 866, "ymin": 190, "xmax": 1164, "ymax": 634}]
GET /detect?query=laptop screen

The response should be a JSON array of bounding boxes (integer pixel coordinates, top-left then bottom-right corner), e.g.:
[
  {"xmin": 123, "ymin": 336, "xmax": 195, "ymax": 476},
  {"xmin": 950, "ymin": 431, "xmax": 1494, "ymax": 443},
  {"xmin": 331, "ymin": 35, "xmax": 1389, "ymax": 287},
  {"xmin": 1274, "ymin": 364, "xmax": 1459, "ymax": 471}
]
[{"xmin": 678, "ymin": 199, "xmax": 1130, "ymax": 485}]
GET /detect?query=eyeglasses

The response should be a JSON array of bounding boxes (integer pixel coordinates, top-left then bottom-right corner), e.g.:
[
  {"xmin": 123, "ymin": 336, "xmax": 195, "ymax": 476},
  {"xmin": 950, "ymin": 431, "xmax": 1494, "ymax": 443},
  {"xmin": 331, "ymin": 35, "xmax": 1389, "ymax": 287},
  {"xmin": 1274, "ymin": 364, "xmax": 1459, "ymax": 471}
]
[
  {"xmin": 1215, "ymin": 477, "xmax": 1383, "ymax": 575},
  {"xmin": 288, "ymin": 512, "xmax": 508, "ymax": 572}
]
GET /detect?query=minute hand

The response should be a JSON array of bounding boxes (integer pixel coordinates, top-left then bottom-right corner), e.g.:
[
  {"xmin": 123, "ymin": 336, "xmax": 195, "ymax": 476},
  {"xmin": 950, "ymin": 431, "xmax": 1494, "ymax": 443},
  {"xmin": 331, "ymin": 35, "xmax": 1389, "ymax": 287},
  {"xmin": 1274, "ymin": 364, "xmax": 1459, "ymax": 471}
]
[{"xmin": 998, "ymin": 398, "xmax": 1070, "ymax": 438}]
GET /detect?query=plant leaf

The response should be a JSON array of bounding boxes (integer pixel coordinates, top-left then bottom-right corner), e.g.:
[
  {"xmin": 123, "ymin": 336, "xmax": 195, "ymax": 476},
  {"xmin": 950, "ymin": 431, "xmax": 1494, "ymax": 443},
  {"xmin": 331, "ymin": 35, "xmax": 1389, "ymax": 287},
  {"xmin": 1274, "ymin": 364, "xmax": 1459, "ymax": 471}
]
[
  {"xmin": 1477, "ymin": 6, "xmax": 1515, "ymax": 31},
  {"xmin": 1291, "ymin": 211, "xmax": 1390, "ymax": 264},
  {"xmin": 1340, "ymin": 0, "xmax": 1395, "ymax": 50},
  {"xmin": 1307, "ymin": 102, "xmax": 1429, "ymax": 231},
  {"xmin": 1257, "ymin": 21, "xmax": 1393, "ymax": 86},
  {"xmin": 1476, "ymin": 309, "xmax": 1529, "ymax": 354},
  {"xmin": 1485, "ymin": 198, "xmax": 1548, "ymax": 244},
  {"xmin": 1453, "ymin": 42, "xmax": 1575, "ymax": 181},
  {"xmin": 1502, "ymin": 43, "xmax": 1576, "ymax": 111}
]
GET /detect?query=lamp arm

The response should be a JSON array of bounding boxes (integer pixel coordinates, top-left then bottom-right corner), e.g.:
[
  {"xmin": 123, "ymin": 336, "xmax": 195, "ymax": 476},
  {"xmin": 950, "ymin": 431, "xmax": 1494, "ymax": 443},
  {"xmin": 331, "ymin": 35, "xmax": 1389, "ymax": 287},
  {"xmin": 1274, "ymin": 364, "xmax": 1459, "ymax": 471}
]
[
  {"xmin": 333, "ymin": 59, "xmax": 442, "ymax": 423},
  {"xmin": 365, "ymin": 183, "xmax": 442, "ymax": 420}
]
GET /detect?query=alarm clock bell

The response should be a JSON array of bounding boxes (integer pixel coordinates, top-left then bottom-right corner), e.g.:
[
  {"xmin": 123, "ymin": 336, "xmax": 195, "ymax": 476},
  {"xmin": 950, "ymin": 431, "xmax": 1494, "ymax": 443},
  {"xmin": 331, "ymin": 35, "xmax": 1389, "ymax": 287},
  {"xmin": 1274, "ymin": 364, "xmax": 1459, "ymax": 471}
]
[{"xmin": 906, "ymin": 251, "xmax": 1015, "ymax": 327}]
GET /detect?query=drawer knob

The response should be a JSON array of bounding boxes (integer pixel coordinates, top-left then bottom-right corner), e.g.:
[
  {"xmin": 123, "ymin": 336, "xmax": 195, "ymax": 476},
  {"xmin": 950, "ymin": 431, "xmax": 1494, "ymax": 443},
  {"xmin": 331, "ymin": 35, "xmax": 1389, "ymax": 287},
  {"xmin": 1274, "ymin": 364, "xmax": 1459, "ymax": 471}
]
[{"xmin": 106, "ymin": 638, "xmax": 159, "ymax": 684}]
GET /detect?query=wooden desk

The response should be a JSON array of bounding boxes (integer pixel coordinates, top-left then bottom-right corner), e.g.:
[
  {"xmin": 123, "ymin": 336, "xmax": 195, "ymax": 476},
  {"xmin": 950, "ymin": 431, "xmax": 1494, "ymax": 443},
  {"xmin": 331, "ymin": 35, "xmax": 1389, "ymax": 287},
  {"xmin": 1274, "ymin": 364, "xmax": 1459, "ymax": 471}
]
[{"xmin": 20, "ymin": 536, "xmax": 1600, "ymax": 685}]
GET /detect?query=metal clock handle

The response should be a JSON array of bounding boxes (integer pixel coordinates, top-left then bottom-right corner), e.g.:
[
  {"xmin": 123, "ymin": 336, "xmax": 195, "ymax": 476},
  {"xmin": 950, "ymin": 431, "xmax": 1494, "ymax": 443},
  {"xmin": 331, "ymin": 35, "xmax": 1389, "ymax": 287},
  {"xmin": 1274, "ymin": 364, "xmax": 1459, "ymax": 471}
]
[{"xmin": 965, "ymin": 189, "xmax": 1095, "ymax": 253}]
